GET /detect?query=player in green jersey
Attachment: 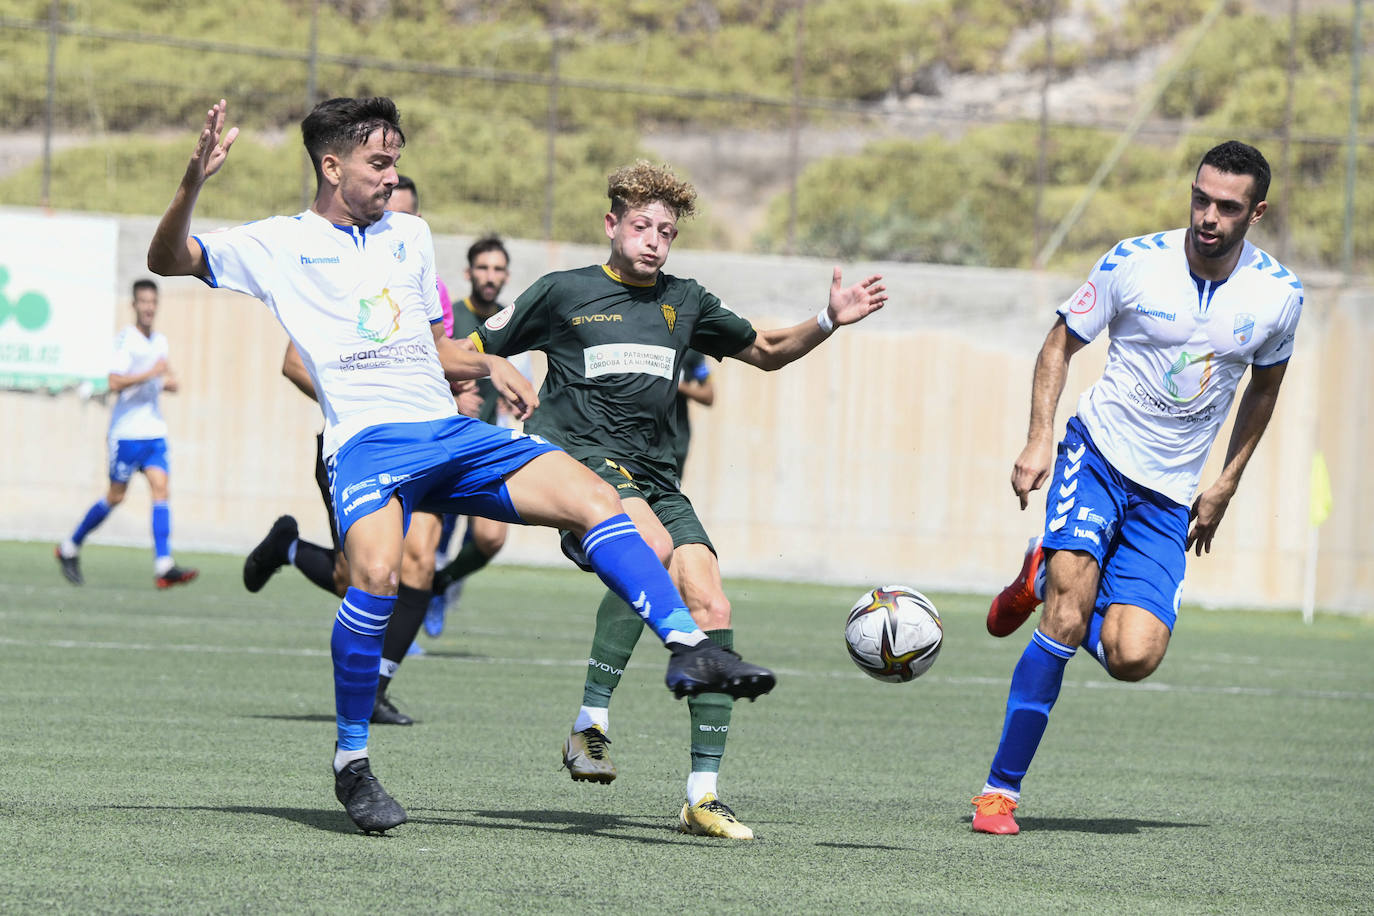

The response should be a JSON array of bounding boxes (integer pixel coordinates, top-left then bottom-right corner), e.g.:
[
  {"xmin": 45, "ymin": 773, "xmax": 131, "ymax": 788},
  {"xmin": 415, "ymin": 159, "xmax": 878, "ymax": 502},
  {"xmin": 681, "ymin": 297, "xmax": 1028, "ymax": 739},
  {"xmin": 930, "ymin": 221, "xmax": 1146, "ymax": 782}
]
[{"xmin": 469, "ymin": 161, "xmax": 887, "ymax": 839}]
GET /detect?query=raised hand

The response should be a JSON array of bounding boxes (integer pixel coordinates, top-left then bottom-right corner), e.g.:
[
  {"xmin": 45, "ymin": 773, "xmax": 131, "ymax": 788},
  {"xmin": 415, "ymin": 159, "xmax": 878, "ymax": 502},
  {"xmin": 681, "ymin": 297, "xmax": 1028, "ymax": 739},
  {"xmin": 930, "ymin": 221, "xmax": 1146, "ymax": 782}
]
[
  {"xmin": 184, "ymin": 99, "xmax": 239, "ymax": 186},
  {"xmin": 826, "ymin": 267, "xmax": 887, "ymax": 327}
]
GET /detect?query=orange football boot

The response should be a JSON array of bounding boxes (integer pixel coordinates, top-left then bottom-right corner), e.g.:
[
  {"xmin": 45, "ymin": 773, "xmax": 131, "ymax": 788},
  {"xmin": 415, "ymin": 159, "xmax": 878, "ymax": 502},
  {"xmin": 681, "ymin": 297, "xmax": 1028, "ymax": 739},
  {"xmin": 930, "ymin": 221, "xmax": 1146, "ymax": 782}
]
[
  {"xmin": 971, "ymin": 792, "xmax": 1020, "ymax": 835},
  {"xmin": 986, "ymin": 537, "xmax": 1044, "ymax": 637}
]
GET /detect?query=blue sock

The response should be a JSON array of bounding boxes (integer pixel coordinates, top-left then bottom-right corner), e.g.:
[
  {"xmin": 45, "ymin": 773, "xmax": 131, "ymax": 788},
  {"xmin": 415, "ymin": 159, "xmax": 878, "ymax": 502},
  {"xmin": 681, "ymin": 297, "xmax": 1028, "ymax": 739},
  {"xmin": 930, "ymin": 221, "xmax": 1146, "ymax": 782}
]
[
  {"xmin": 986, "ymin": 629, "xmax": 1076, "ymax": 796},
  {"xmin": 580, "ymin": 514, "xmax": 699, "ymax": 644},
  {"xmin": 1082, "ymin": 610, "xmax": 1111, "ymax": 673},
  {"xmin": 72, "ymin": 500, "xmax": 111, "ymax": 545},
  {"xmin": 331, "ymin": 587, "xmax": 396, "ymax": 752},
  {"xmin": 151, "ymin": 501, "xmax": 171, "ymax": 560}
]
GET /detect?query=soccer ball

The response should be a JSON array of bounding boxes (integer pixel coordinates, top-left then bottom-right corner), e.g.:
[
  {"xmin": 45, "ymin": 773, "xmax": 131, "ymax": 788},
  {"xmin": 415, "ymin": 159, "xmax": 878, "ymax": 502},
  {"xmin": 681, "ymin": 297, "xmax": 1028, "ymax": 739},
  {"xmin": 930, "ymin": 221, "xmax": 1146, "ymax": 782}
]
[{"xmin": 844, "ymin": 585, "xmax": 943, "ymax": 683}]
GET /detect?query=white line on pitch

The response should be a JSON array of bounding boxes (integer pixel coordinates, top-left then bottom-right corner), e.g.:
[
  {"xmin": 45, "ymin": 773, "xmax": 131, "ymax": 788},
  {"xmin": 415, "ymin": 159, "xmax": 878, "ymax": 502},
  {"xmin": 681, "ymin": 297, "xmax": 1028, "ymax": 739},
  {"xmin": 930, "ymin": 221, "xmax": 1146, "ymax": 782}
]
[{"xmin": 3, "ymin": 636, "xmax": 1371, "ymax": 702}]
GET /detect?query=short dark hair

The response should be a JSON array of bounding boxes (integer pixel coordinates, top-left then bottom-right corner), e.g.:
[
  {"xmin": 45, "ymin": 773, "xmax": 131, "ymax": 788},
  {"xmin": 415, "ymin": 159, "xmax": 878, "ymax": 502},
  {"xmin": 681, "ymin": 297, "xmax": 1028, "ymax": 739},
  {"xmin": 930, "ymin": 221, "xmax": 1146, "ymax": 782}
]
[
  {"xmin": 300, "ymin": 97, "xmax": 405, "ymax": 189},
  {"xmin": 467, "ymin": 236, "xmax": 509, "ymax": 268},
  {"xmin": 394, "ymin": 174, "xmax": 418, "ymax": 208},
  {"xmin": 1198, "ymin": 140, "xmax": 1270, "ymax": 207},
  {"xmin": 132, "ymin": 278, "xmax": 158, "ymax": 297}
]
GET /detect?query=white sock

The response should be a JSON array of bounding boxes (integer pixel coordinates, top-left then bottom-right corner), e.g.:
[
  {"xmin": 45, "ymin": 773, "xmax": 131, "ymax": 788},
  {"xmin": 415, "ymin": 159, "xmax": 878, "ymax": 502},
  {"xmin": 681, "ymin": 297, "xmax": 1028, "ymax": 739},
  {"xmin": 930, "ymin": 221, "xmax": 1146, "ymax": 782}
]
[
  {"xmin": 154, "ymin": 556, "xmax": 174, "ymax": 575},
  {"xmin": 664, "ymin": 629, "xmax": 707, "ymax": 648},
  {"xmin": 379, "ymin": 657, "xmax": 400, "ymax": 679},
  {"xmin": 980, "ymin": 783, "xmax": 1020, "ymax": 802},
  {"xmin": 286, "ymin": 539, "xmax": 298, "ymax": 566},
  {"xmin": 59, "ymin": 539, "xmax": 78, "ymax": 558},
  {"xmin": 573, "ymin": 706, "xmax": 609, "ymax": 733},
  {"xmin": 687, "ymin": 771, "xmax": 718, "ymax": 806},
  {"xmin": 334, "ymin": 746, "xmax": 368, "ymax": 772}
]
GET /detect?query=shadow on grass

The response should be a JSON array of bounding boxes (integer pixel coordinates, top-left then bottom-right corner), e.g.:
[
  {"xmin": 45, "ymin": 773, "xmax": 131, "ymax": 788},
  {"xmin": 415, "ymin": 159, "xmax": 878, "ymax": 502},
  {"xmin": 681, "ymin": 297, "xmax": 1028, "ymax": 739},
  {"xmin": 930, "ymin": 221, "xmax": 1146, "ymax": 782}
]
[
  {"xmin": 108, "ymin": 804, "xmax": 361, "ymax": 835},
  {"xmin": 961, "ymin": 816, "xmax": 1210, "ymax": 834},
  {"xmin": 410, "ymin": 649, "xmax": 487, "ymax": 660},
  {"xmin": 412, "ymin": 807, "xmax": 686, "ymax": 845}
]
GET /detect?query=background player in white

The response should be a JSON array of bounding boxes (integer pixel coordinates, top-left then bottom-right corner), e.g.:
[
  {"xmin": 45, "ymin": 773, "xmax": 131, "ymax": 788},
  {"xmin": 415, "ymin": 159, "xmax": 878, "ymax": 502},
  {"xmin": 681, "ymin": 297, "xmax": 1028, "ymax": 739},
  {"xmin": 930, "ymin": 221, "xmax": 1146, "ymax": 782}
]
[
  {"xmin": 55, "ymin": 279, "xmax": 198, "ymax": 589},
  {"xmin": 147, "ymin": 97, "xmax": 775, "ymax": 835},
  {"xmin": 973, "ymin": 140, "xmax": 1303, "ymax": 835}
]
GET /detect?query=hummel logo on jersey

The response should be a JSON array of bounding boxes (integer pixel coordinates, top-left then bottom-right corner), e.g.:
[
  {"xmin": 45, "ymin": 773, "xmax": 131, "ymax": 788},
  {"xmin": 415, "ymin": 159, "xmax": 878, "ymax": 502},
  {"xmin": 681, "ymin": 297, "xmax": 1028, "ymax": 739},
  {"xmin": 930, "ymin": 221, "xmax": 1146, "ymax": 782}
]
[{"xmin": 300, "ymin": 255, "xmax": 340, "ymax": 265}]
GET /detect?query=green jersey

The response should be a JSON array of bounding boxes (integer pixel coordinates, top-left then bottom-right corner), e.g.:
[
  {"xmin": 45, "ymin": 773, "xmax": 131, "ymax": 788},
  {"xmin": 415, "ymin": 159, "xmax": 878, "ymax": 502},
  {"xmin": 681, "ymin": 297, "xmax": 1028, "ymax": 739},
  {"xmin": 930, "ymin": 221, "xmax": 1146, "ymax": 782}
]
[
  {"xmin": 450, "ymin": 297, "xmax": 502, "ymax": 425},
  {"xmin": 473, "ymin": 264, "xmax": 755, "ymax": 481}
]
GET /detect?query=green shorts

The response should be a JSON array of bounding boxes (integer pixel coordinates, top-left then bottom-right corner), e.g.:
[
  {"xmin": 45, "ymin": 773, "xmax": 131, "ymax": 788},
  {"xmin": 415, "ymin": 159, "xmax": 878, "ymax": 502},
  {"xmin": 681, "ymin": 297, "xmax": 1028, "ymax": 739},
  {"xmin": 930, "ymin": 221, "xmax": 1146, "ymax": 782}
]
[{"xmin": 571, "ymin": 449, "xmax": 714, "ymax": 553}]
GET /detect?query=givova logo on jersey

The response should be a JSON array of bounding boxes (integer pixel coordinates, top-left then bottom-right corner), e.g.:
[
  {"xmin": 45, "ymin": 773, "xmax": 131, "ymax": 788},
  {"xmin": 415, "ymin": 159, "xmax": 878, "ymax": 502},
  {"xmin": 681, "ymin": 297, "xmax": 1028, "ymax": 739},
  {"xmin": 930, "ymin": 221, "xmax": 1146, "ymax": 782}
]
[
  {"xmin": 356, "ymin": 289, "xmax": 401, "ymax": 343},
  {"xmin": 1162, "ymin": 350, "xmax": 1214, "ymax": 403}
]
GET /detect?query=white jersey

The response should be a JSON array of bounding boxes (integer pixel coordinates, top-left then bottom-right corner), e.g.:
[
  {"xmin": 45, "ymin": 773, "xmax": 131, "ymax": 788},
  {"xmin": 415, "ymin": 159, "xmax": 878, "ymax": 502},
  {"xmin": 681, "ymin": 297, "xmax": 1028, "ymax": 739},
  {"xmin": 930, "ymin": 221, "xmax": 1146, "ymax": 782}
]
[
  {"xmin": 1058, "ymin": 228, "xmax": 1303, "ymax": 505},
  {"xmin": 195, "ymin": 209, "xmax": 457, "ymax": 457},
  {"xmin": 108, "ymin": 325, "xmax": 169, "ymax": 441}
]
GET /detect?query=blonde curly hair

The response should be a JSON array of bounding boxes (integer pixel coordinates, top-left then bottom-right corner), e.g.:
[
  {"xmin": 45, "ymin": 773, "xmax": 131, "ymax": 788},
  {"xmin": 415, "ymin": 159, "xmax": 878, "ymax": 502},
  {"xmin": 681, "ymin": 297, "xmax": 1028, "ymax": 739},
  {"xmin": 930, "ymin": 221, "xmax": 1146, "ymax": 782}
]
[{"xmin": 607, "ymin": 161, "xmax": 697, "ymax": 220}]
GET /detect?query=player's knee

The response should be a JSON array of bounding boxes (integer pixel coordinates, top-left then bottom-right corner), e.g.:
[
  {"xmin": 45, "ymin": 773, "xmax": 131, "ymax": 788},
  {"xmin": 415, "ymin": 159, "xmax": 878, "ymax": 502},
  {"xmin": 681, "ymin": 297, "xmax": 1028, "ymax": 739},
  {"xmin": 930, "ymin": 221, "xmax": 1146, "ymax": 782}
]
[
  {"xmin": 1105, "ymin": 645, "xmax": 1163, "ymax": 682},
  {"xmin": 644, "ymin": 528, "xmax": 674, "ymax": 566},
  {"xmin": 105, "ymin": 490, "xmax": 126, "ymax": 507},
  {"xmin": 351, "ymin": 560, "xmax": 399, "ymax": 595},
  {"xmin": 474, "ymin": 524, "xmax": 506, "ymax": 557}
]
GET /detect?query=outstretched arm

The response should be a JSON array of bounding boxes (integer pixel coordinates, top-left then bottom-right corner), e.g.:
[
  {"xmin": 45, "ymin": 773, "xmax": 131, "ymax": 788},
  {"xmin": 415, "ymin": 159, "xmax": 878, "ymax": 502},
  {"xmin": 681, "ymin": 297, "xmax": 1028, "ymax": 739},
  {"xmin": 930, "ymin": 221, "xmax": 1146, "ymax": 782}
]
[
  {"xmin": 1011, "ymin": 318, "xmax": 1085, "ymax": 510},
  {"xmin": 1186, "ymin": 362, "xmax": 1288, "ymax": 556},
  {"xmin": 147, "ymin": 99, "xmax": 239, "ymax": 278},
  {"xmin": 433, "ymin": 326, "xmax": 539, "ymax": 420},
  {"xmin": 730, "ymin": 268, "xmax": 886, "ymax": 371}
]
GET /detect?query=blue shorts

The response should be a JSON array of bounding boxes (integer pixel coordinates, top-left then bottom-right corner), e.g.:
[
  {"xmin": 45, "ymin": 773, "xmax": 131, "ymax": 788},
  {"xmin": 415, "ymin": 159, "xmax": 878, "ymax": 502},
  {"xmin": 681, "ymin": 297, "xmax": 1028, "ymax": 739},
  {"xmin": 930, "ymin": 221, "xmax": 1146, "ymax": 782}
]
[
  {"xmin": 1041, "ymin": 417, "xmax": 1189, "ymax": 630},
  {"xmin": 108, "ymin": 437, "xmax": 169, "ymax": 483},
  {"xmin": 327, "ymin": 416, "xmax": 559, "ymax": 543}
]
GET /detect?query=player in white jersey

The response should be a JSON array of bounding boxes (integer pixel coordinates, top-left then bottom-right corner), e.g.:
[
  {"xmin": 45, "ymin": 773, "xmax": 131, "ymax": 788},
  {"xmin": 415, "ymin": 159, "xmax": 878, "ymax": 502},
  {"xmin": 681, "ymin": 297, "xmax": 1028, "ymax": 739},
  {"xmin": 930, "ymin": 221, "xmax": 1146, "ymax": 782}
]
[
  {"xmin": 972, "ymin": 141, "xmax": 1303, "ymax": 835},
  {"xmin": 55, "ymin": 280, "xmax": 198, "ymax": 589},
  {"xmin": 146, "ymin": 97, "xmax": 776, "ymax": 835}
]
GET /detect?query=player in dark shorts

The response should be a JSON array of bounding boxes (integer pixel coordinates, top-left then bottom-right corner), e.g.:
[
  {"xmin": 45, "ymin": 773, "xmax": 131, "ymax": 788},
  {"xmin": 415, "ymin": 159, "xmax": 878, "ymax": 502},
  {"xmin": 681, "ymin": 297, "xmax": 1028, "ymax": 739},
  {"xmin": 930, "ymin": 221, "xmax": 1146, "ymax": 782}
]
[{"xmin": 467, "ymin": 161, "xmax": 887, "ymax": 839}]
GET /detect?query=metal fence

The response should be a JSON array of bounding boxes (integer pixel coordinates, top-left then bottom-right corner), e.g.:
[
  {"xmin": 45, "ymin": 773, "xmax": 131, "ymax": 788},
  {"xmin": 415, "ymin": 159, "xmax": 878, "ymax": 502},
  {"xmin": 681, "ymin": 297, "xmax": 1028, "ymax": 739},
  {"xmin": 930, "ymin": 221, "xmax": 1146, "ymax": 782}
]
[{"xmin": 0, "ymin": 1, "xmax": 1368, "ymax": 275}]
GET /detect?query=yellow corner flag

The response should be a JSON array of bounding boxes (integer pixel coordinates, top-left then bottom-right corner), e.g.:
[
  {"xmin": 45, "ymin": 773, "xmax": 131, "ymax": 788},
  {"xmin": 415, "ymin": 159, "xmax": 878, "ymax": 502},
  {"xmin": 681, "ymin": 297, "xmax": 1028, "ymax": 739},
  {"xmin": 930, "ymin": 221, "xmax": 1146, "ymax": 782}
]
[{"xmin": 1310, "ymin": 451, "xmax": 1333, "ymax": 528}]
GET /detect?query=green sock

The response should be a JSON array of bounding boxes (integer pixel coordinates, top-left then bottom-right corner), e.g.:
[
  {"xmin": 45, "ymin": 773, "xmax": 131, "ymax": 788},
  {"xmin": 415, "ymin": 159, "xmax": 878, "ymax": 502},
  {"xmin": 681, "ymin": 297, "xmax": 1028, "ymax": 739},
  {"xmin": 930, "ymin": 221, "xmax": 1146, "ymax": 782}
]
[
  {"xmin": 581, "ymin": 589, "xmax": 645, "ymax": 707},
  {"xmin": 688, "ymin": 629, "xmax": 735, "ymax": 774},
  {"xmin": 437, "ymin": 538, "xmax": 492, "ymax": 587}
]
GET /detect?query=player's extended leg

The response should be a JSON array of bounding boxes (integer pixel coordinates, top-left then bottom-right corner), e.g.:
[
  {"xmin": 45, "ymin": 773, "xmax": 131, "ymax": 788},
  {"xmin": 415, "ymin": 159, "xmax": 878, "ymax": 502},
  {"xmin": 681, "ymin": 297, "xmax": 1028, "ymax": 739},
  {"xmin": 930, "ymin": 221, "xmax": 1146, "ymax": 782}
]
[
  {"xmin": 504, "ymin": 451, "xmax": 774, "ymax": 700},
  {"xmin": 372, "ymin": 512, "xmax": 443, "ymax": 725},
  {"xmin": 146, "ymin": 466, "xmax": 197, "ymax": 589},
  {"xmin": 330, "ymin": 496, "xmax": 407, "ymax": 833},
  {"xmin": 56, "ymin": 480, "xmax": 127, "ymax": 585},
  {"xmin": 671, "ymin": 542, "xmax": 755, "ymax": 841},
  {"xmin": 562, "ymin": 497, "xmax": 666, "ymax": 784},
  {"xmin": 974, "ymin": 547, "xmax": 1099, "ymax": 836}
]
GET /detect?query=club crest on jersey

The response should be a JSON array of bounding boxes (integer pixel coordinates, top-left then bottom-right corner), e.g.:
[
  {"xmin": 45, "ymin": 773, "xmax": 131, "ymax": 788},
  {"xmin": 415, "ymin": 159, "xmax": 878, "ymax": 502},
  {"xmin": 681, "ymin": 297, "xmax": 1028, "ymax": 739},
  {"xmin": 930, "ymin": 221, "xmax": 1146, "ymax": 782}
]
[
  {"xmin": 389, "ymin": 240, "xmax": 406, "ymax": 263},
  {"xmin": 356, "ymin": 289, "xmax": 401, "ymax": 343},
  {"xmin": 1233, "ymin": 313, "xmax": 1255, "ymax": 344},
  {"xmin": 660, "ymin": 303, "xmax": 676, "ymax": 332}
]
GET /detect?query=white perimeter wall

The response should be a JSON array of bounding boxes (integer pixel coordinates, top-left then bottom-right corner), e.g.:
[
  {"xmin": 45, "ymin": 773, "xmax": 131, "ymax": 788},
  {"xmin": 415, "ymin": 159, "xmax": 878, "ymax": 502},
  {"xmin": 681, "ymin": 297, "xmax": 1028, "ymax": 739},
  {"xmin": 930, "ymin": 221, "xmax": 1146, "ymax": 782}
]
[{"xmin": 3, "ymin": 212, "xmax": 1369, "ymax": 614}]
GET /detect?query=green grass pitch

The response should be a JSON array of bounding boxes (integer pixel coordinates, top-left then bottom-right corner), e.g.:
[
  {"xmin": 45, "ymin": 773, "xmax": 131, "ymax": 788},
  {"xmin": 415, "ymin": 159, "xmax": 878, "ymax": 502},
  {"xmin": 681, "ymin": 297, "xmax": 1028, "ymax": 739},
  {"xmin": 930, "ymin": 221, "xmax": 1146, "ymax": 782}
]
[{"xmin": 3, "ymin": 541, "xmax": 1371, "ymax": 914}]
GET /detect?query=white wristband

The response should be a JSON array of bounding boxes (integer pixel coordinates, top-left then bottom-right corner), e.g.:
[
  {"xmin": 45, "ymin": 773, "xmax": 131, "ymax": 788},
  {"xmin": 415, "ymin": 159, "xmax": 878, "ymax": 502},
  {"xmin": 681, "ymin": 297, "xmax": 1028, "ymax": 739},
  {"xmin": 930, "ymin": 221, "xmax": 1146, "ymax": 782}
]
[{"xmin": 816, "ymin": 308, "xmax": 835, "ymax": 334}]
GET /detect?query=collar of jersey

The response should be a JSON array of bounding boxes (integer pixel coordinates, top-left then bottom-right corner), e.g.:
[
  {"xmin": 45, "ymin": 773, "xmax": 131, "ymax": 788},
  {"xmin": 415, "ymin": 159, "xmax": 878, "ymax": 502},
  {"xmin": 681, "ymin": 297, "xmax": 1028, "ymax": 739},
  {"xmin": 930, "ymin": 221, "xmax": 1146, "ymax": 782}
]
[
  {"xmin": 302, "ymin": 208, "xmax": 377, "ymax": 247},
  {"xmin": 601, "ymin": 264, "xmax": 657, "ymax": 288}
]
